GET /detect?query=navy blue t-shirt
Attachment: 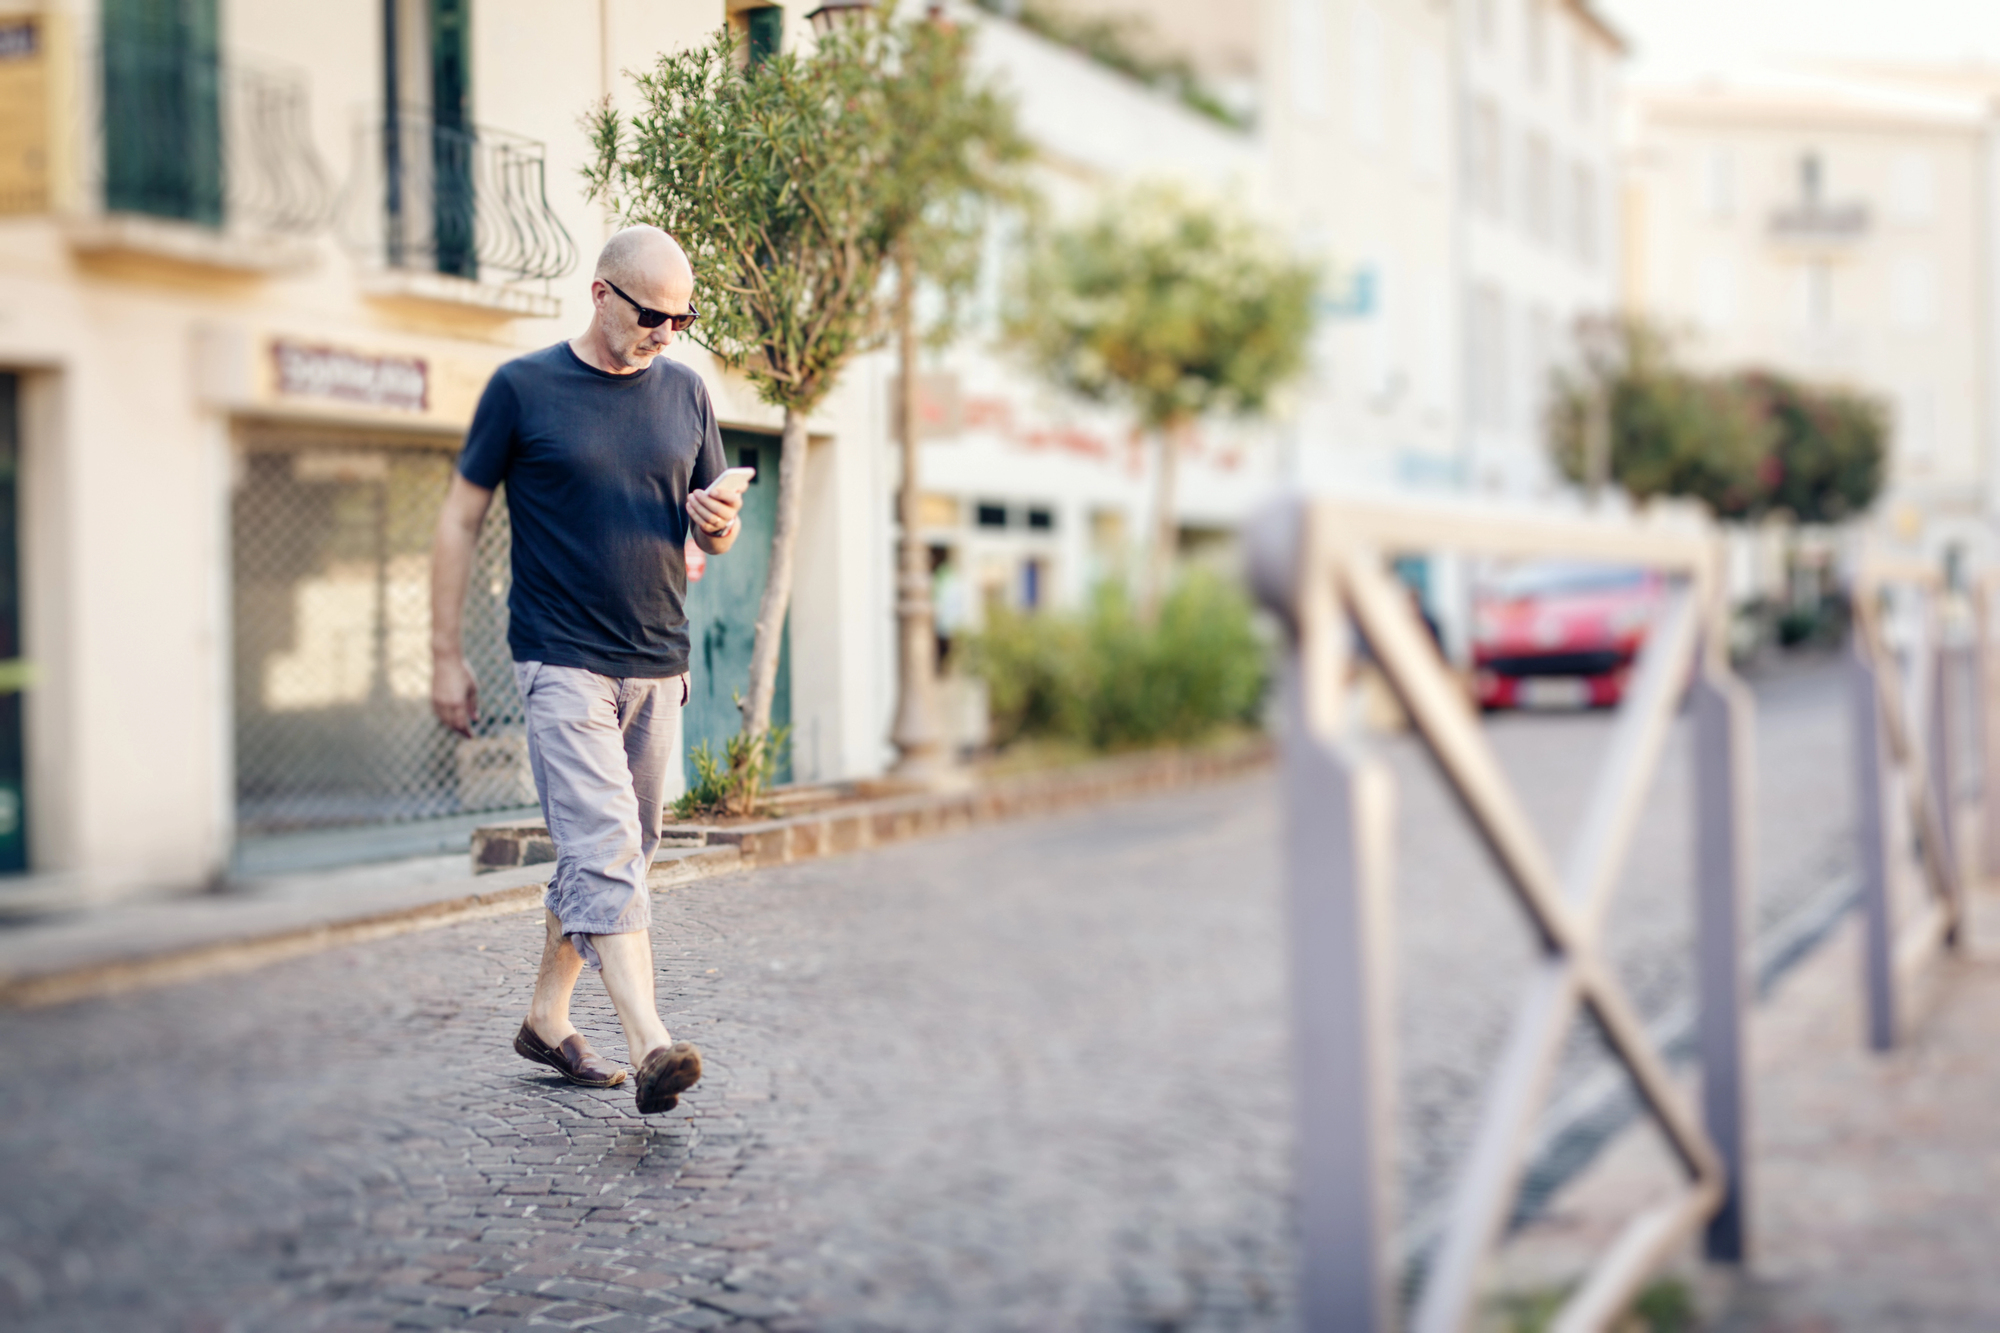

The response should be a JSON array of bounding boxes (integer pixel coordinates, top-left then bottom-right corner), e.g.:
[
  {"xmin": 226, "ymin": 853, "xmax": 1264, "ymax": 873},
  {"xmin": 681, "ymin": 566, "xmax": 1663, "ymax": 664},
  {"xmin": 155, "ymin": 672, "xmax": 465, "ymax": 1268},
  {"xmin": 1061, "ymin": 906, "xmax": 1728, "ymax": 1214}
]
[{"xmin": 457, "ymin": 342, "xmax": 727, "ymax": 678}]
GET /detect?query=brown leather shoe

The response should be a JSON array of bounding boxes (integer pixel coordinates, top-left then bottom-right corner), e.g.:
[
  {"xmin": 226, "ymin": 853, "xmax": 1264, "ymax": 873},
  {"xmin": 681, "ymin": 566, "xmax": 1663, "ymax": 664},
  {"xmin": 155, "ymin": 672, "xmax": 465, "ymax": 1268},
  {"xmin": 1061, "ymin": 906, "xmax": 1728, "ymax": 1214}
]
[
  {"xmin": 634, "ymin": 1041, "xmax": 702, "ymax": 1113},
  {"xmin": 514, "ymin": 1022, "xmax": 626, "ymax": 1088}
]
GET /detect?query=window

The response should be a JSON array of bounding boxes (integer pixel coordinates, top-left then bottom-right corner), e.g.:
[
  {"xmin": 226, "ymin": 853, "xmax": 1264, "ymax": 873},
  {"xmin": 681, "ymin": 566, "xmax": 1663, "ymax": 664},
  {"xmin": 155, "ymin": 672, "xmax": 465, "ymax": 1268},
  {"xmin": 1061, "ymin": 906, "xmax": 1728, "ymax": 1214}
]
[
  {"xmin": 1350, "ymin": 3, "xmax": 1384, "ymax": 149},
  {"xmin": 1697, "ymin": 256, "xmax": 1737, "ymax": 329},
  {"xmin": 1891, "ymin": 256, "xmax": 1938, "ymax": 331},
  {"xmin": 1889, "ymin": 151, "xmax": 1936, "ymax": 224},
  {"xmin": 732, "ymin": 4, "xmax": 784, "ymax": 66},
  {"xmin": 1525, "ymin": 0, "xmax": 1548, "ymax": 86},
  {"xmin": 1289, "ymin": 0, "xmax": 1329, "ymax": 118},
  {"xmin": 1798, "ymin": 151, "xmax": 1824, "ymax": 206},
  {"xmin": 1469, "ymin": 97, "xmax": 1505, "ymax": 219},
  {"xmin": 1571, "ymin": 161, "xmax": 1597, "ymax": 263},
  {"xmin": 1570, "ymin": 31, "xmax": 1591, "ymax": 121},
  {"xmin": 1410, "ymin": 45, "xmax": 1447, "ymax": 183},
  {"xmin": 1702, "ymin": 148, "xmax": 1735, "ymax": 220},
  {"xmin": 103, "ymin": 0, "xmax": 222, "ymax": 225},
  {"xmin": 1898, "ymin": 387, "xmax": 1936, "ymax": 465},
  {"xmin": 1793, "ymin": 262, "xmax": 1833, "ymax": 328},
  {"xmin": 1420, "ymin": 271, "xmax": 1450, "ymax": 414},
  {"xmin": 1026, "ymin": 507, "xmax": 1054, "ymax": 531},
  {"xmin": 1527, "ymin": 304, "xmax": 1554, "ymax": 425},
  {"xmin": 1525, "ymin": 133, "xmax": 1553, "ymax": 243},
  {"xmin": 976, "ymin": 502, "xmax": 1008, "ymax": 529},
  {"xmin": 1470, "ymin": 284, "xmax": 1508, "ymax": 429}
]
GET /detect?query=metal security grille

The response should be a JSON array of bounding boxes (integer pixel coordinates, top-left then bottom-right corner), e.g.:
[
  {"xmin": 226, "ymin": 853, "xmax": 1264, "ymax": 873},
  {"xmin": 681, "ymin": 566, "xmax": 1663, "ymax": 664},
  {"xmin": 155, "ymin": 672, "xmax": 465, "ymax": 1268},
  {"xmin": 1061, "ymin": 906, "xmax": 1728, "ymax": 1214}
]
[{"xmin": 232, "ymin": 433, "xmax": 526, "ymax": 838}]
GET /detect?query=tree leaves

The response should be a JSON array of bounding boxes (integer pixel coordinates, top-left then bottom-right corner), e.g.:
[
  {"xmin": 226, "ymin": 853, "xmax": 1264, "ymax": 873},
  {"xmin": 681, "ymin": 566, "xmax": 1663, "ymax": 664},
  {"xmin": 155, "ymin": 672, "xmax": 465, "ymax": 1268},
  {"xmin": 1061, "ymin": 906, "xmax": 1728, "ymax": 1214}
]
[
  {"xmin": 1006, "ymin": 183, "xmax": 1318, "ymax": 431},
  {"xmin": 583, "ymin": 17, "xmax": 1026, "ymax": 413},
  {"xmin": 1546, "ymin": 318, "xmax": 1887, "ymax": 523}
]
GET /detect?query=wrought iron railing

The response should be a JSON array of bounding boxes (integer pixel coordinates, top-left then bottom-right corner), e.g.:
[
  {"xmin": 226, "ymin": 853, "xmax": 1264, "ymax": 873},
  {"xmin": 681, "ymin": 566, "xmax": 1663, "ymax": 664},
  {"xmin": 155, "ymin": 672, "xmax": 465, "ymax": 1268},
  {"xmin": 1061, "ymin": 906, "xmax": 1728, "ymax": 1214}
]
[
  {"xmin": 94, "ymin": 42, "xmax": 331, "ymax": 233},
  {"xmin": 341, "ymin": 109, "xmax": 576, "ymax": 284}
]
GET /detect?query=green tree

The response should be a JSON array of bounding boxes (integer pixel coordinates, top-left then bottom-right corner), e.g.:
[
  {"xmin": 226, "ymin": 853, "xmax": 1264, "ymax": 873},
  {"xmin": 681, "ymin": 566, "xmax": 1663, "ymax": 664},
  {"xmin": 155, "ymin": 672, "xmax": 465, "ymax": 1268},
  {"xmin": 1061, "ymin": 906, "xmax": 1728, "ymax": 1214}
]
[
  {"xmin": 584, "ymin": 16, "xmax": 1022, "ymax": 744},
  {"xmin": 1009, "ymin": 183, "xmax": 1317, "ymax": 614},
  {"xmin": 1547, "ymin": 317, "xmax": 1775, "ymax": 518},
  {"xmin": 1733, "ymin": 371, "xmax": 1887, "ymax": 523}
]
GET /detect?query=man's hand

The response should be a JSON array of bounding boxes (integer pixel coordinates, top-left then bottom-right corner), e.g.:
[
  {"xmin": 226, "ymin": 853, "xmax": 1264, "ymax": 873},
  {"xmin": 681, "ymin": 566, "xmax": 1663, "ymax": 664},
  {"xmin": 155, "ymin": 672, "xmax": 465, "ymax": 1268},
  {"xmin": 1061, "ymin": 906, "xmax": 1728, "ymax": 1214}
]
[
  {"xmin": 433, "ymin": 653, "xmax": 480, "ymax": 738},
  {"xmin": 688, "ymin": 485, "xmax": 743, "ymax": 554},
  {"xmin": 430, "ymin": 473, "xmax": 496, "ymax": 738}
]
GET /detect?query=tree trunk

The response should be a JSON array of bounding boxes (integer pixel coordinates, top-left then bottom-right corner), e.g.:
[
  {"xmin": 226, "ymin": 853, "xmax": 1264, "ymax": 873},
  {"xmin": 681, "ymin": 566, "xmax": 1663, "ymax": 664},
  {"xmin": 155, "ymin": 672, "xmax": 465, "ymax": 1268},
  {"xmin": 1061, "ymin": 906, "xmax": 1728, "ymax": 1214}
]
[
  {"xmin": 739, "ymin": 406, "xmax": 808, "ymax": 738},
  {"xmin": 1141, "ymin": 419, "xmax": 1187, "ymax": 621},
  {"xmin": 888, "ymin": 249, "xmax": 945, "ymax": 776}
]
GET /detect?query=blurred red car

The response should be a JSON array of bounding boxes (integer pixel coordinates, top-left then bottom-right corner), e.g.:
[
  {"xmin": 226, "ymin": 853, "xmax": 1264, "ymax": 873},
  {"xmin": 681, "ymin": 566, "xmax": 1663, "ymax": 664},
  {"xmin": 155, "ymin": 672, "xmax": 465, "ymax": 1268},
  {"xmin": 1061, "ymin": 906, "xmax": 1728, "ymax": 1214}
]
[{"xmin": 1472, "ymin": 561, "xmax": 1663, "ymax": 709}]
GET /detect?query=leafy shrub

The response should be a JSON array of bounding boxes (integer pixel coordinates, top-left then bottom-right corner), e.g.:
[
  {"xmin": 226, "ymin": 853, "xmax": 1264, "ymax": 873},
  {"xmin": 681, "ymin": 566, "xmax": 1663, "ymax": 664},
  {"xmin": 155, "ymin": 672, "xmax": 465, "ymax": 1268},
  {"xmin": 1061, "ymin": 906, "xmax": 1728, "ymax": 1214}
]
[
  {"xmin": 963, "ymin": 572, "xmax": 1268, "ymax": 751},
  {"xmin": 673, "ymin": 724, "xmax": 790, "ymax": 821},
  {"xmin": 1547, "ymin": 318, "xmax": 1887, "ymax": 522}
]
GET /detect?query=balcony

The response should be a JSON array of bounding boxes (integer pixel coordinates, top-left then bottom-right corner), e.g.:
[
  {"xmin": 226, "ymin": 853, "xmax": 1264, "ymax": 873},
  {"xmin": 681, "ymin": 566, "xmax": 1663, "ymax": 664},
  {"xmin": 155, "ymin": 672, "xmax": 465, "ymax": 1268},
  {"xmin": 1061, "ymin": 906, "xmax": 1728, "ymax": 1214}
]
[
  {"xmin": 68, "ymin": 42, "xmax": 333, "ymax": 273},
  {"xmin": 339, "ymin": 110, "xmax": 576, "ymax": 317},
  {"xmin": 1768, "ymin": 201, "xmax": 1870, "ymax": 247}
]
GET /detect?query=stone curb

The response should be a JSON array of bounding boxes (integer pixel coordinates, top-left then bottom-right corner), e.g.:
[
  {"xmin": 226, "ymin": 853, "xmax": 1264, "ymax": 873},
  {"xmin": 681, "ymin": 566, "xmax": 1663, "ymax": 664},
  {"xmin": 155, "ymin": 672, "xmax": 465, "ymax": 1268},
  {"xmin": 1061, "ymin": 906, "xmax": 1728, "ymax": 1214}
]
[{"xmin": 0, "ymin": 741, "xmax": 1272, "ymax": 1009}]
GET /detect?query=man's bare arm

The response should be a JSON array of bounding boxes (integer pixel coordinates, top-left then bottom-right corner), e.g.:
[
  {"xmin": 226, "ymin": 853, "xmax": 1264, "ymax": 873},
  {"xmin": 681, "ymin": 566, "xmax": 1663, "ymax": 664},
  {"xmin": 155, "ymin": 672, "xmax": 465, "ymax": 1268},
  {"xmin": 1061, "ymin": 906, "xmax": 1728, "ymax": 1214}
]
[
  {"xmin": 431, "ymin": 474, "xmax": 496, "ymax": 737},
  {"xmin": 688, "ymin": 486, "xmax": 742, "ymax": 555}
]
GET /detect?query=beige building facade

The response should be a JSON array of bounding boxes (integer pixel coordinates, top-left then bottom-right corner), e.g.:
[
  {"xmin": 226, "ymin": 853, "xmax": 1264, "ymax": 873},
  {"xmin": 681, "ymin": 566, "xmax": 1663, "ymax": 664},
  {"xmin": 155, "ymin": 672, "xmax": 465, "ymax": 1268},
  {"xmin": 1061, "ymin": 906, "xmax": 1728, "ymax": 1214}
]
[
  {"xmin": 1626, "ymin": 72, "xmax": 2000, "ymax": 552},
  {"xmin": 0, "ymin": 0, "xmax": 905, "ymax": 894}
]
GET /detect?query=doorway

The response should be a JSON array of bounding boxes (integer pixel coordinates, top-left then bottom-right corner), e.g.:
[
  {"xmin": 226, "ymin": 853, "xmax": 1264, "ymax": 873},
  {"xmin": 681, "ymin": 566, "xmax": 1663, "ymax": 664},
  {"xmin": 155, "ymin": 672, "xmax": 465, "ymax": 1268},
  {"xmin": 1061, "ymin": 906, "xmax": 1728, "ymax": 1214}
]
[
  {"xmin": 0, "ymin": 374, "xmax": 24, "ymax": 872},
  {"xmin": 681, "ymin": 429, "xmax": 792, "ymax": 787}
]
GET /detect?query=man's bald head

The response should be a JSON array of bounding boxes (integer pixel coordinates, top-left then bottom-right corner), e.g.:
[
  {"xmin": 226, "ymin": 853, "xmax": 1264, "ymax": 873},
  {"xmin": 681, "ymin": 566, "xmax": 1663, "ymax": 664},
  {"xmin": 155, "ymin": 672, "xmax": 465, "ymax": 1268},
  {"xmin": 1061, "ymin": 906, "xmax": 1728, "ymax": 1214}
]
[
  {"xmin": 580, "ymin": 225, "xmax": 697, "ymax": 372},
  {"xmin": 595, "ymin": 225, "xmax": 692, "ymax": 295}
]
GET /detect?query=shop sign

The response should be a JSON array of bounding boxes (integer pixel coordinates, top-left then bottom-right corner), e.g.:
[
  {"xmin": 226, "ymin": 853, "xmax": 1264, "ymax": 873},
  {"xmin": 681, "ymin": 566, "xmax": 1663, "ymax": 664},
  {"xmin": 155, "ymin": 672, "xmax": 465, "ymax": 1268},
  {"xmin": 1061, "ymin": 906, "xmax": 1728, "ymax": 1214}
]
[
  {"xmin": 272, "ymin": 340, "xmax": 429, "ymax": 413},
  {"xmin": 0, "ymin": 16, "xmax": 49, "ymax": 216}
]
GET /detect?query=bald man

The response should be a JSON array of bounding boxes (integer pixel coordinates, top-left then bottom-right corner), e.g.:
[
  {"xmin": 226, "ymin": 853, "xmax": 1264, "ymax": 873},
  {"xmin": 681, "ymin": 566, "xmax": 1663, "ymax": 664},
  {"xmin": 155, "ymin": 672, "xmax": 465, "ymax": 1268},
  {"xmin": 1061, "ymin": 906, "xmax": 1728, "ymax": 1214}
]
[{"xmin": 430, "ymin": 226, "xmax": 742, "ymax": 1115}]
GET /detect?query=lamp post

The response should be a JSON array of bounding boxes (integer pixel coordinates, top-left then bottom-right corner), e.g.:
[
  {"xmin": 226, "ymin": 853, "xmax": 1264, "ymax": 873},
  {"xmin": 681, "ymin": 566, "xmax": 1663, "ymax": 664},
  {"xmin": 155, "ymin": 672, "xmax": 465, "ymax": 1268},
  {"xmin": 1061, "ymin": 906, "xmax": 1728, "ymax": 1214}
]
[
  {"xmin": 807, "ymin": 0, "xmax": 954, "ymax": 782},
  {"xmin": 886, "ymin": 236, "xmax": 949, "ymax": 780},
  {"xmin": 805, "ymin": 0, "xmax": 873, "ymax": 36}
]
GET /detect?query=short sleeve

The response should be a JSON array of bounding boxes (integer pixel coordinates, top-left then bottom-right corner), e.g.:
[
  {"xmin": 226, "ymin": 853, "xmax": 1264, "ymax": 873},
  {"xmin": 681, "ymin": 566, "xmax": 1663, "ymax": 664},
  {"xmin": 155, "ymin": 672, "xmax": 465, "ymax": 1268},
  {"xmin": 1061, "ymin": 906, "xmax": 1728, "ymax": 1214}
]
[
  {"xmin": 690, "ymin": 380, "xmax": 727, "ymax": 492},
  {"xmin": 457, "ymin": 368, "xmax": 519, "ymax": 489}
]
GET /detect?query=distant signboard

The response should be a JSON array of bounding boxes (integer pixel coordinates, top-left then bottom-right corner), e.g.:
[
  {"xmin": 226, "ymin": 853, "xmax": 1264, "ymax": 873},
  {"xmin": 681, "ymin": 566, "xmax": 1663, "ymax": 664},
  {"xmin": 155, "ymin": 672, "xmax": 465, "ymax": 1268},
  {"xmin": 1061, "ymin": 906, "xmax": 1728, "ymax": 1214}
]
[
  {"xmin": 272, "ymin": 341, "xmax": 429, "ymax": 414},
  {"xmin": 0, "ymin": 17, "xmax": 48, "ymax": 216}
]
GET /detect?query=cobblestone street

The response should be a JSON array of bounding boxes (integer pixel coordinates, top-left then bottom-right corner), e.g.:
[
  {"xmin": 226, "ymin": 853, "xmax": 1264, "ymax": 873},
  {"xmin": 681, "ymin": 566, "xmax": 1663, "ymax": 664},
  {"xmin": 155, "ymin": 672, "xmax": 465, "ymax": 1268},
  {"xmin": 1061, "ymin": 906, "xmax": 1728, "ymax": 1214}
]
[{"xmin": 0, "ymin": 660, "xmax": 1857, "ymax": 1332}]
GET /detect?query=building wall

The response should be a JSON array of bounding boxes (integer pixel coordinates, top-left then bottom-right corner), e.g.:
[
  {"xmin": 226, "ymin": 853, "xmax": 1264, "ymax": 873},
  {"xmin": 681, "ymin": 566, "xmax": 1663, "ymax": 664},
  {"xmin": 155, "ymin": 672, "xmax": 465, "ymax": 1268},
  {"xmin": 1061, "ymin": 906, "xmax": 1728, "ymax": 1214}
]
[
  {"xmin": 1261, "ymin": 0, "xmax": 1463, "ymax": 497},
  {"xmin": 0, "ymin": 0, "xmax": 888, "ymax": 891},
  {"xmin": 1626, "ymin": 77, "xmax": 1994, "ymax": 540},
  {"xmin": 1459, "ymin": 0, "xmax": 1624, "ymax": 497}
]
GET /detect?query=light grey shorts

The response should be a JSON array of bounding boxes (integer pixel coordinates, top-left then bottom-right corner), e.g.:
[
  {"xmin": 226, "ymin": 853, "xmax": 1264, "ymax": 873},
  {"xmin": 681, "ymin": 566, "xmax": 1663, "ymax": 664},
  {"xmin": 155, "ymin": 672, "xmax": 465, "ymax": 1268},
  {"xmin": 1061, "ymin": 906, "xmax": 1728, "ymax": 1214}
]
[{"xmin": 513, "ymin": 661, "xmax": 687, "ymax": 970}]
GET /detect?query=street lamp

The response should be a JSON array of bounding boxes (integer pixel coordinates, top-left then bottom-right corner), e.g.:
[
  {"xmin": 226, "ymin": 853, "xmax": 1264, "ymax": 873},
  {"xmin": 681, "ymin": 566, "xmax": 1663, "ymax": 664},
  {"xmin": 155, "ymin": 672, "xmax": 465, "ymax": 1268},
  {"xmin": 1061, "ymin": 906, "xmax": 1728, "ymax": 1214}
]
[{"xmin": 805, "ymin": 0, "xmax": 873, "ymax": 36}]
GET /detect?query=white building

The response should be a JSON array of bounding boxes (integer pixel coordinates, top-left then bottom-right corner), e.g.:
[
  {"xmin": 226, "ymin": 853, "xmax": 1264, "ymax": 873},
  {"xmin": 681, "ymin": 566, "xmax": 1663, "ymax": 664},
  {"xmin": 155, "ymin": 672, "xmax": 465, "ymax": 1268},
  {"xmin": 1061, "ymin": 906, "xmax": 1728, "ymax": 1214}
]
[
  {"xmin": 1260, "ymin": 0, "xmax": 1463, "ymax": 497},
  {"xmin": 1458, "ymin": 0, "xmax": 1625, "ymax": 497}
]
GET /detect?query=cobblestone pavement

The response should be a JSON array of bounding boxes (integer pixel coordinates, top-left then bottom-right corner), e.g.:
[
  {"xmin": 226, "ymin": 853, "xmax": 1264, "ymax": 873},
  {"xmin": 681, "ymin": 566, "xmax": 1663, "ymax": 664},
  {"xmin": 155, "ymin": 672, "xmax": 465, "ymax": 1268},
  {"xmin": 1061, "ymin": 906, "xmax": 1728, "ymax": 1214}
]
[{"xmin": 0, "ymin": 659, "xmax": 1857, "ymax": 1332}]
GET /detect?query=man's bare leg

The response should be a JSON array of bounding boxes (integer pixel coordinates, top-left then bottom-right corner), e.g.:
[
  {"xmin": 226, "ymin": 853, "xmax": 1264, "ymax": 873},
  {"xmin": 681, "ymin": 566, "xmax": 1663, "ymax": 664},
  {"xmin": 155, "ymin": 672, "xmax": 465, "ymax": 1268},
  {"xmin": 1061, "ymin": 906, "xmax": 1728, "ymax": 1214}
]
[
  {"xmin": 513, "ymin": 910, "xmax": 625, "ymax": 1087},
  {"xmin": 589, "ymin": 929, "xmax": 672, "ymax": 1059},
  {"xmin": 591, "ymin": 928, "xmax": 701, "ymax": 1113},
  {"xmin": 526, "ymin": 910, "xmax": 585, "ymax": 1047}
]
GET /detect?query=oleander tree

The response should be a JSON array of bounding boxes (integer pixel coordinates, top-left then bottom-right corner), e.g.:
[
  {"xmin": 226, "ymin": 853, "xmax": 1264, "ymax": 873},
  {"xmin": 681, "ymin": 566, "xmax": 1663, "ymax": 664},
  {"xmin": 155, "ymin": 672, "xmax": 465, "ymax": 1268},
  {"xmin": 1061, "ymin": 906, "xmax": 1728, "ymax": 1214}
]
[
  {"xmin": 1732, "ymin": 370, "xmax": 1886, "ymax": 523},
  {"xmin": 1008, "ymin": 184, "xmax": 1318, "ymax": 616},
  {"xmin": 1548, "ymin": 318, "xmax": 1776, "ymax": 517},
  {"xmin": 584, "ymin": 14, "xmax": 1024, "ymax": 749},
  {"xmin": 1547, "ymin": 317, "xmax": 1885, "ymax": 522}
]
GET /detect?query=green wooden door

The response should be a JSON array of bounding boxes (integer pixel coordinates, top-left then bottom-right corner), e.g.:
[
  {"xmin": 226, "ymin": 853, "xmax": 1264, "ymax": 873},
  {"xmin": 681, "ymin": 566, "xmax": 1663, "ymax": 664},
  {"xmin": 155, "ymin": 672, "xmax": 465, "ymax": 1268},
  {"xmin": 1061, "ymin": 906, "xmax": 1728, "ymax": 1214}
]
[
  {"xmin": 0, "ymin": 375, "xmax": 25, "ymax": 871},
  {"xmin": 102, "ymin": 0, "xmax": 222, "ymax": 226},
  {"xmin": 683, "ymin": 431, "xmax": 791, "ymax": 787}
]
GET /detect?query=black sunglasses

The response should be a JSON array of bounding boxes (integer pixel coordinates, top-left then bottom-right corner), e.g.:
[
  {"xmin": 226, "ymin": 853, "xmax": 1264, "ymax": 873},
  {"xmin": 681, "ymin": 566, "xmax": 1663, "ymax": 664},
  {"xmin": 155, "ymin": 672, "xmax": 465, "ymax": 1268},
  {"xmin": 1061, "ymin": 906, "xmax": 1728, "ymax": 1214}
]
[{"xmin": 604, "ymin": 279, "xmax": 700, "ymax": 331}]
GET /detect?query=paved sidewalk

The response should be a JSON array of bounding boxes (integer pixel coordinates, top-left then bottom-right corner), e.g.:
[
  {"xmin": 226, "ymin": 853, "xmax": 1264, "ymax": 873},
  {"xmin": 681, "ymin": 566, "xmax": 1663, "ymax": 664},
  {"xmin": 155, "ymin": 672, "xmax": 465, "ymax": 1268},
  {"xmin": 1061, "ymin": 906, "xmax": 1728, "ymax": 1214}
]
[
  {"xmin": 1712, "ymin": 886, "xmax": 2000, "ymax": 1331},
  {"xmin": 1499, "ymin": 888, "xmax": 2000, "ymax": 1332}
]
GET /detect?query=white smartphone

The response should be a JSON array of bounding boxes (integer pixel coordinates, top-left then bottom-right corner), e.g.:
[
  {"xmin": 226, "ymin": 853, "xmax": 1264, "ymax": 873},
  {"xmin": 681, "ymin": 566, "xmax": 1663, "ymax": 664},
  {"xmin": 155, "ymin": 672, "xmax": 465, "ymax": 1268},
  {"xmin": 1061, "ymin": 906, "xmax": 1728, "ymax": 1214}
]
[{"xmin": 705, "ymin": 466, "xmax": 756, "ymax": 503}]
